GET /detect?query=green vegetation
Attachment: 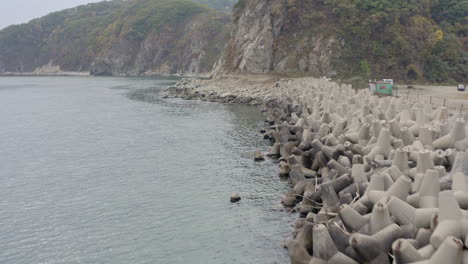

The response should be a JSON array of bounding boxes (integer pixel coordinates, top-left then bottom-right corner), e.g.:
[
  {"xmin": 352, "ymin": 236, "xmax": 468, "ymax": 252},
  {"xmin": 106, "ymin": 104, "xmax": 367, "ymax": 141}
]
[
  {"xmin": 0, "ymin": 0, "xmax": 228, "ymax": 73},
  {"xmin": 232, "ymin": 0, "xmax": 250, "ymax": 20},
  {"xmin": 271, "ymin": 0, "xmax": 467, "ymax": 83},
  {"xmin": 233, "ymin": 0, "xmax": 247, "ymax": 10},
  {"xmin": 1, "ymin": 0, "xmax": 465, "ymax": 83},
  {"xmin": 192, "ymin": 0, "xmax": 237, "ymax": 10},
  {"xmin": 104, "ymin": 0, "xmax": 210, "ymax": 41},
  {"xmin": 0, "ymin": 1, "xmax": 125, "ymax": 71}
]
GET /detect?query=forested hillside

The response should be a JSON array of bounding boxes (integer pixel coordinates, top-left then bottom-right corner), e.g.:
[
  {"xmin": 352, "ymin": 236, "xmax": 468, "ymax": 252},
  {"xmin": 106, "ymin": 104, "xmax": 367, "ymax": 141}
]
[
  {"xmin": 192, "ymin": 0, "xmax": 237, "ymax": 10},
  {"xmin": 0, "ymin": 0, "xmax": 230, "ymax": 75},
  {"xmin": 0, "ymin": 0, "xmax": 466, "ymax": 82},
  {"xmin": 323, "ymin": 0, "xmax": 466, "ymax": 82},
  {"xmin": 216, "ymin": 0, "xmax": 467, "ymax": 83}
]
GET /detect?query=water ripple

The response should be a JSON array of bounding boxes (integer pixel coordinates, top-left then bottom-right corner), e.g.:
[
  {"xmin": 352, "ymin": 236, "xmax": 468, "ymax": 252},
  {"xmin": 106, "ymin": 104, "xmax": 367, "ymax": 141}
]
[{"xmin": 0, "ymin": 76, "xmax": 295, "ymax": 264}]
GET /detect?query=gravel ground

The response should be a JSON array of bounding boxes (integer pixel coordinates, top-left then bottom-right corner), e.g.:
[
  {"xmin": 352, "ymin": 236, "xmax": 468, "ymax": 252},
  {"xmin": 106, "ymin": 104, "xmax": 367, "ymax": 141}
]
[{"xmin": 395, "ymin": 84, "xmax": 468, "ymax": 113}]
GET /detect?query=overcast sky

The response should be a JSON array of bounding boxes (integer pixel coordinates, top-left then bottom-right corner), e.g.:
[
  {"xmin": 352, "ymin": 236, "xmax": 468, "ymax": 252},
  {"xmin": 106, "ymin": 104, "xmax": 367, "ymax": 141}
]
[{"xmin": 0, "ymin": 0, "xmax": 105, "ymax": 30}]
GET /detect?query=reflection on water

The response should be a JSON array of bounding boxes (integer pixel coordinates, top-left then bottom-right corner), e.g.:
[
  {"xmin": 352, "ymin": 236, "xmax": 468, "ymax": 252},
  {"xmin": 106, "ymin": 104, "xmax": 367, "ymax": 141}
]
[{"xmin": 0, "ymin": 76, "xmax": 295, "ymax": 264}]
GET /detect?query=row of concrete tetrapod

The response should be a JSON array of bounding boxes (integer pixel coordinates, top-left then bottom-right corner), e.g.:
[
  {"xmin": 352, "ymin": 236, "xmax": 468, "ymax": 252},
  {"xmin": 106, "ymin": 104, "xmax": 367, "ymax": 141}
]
[{"xmin": 259, "ymin": 78, "xmax": 468, "ymax": 264}]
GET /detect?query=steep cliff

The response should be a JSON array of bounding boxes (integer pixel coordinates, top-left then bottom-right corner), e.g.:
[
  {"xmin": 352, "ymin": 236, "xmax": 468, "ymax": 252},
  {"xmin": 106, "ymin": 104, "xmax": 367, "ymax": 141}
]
[
  {"xmin": 214, "ymin": 0, "xmax": 466, "ymax": 83},
  {"xmin": 0, "ymin": 0, "xmax": 230, "ymax": 75},
  {"xmin": 213, "ymin": 0, "xmax": 340, "ymax": 77}
]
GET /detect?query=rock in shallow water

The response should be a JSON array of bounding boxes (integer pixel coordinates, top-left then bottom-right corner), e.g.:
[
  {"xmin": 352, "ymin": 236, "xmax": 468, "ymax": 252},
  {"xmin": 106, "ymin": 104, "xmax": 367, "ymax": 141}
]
[
  {"xmin": 230, "ymin": 193, "xmax": 241, "ymax": 203},
  {"xmin": 254, "ymin": 150, "xmax": 265, "ymax": 162}
]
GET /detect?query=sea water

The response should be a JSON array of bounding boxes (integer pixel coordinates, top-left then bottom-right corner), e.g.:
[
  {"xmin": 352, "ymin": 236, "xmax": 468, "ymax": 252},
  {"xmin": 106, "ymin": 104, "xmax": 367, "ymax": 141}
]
[{"xmin": 0, "ymin": 76, "xmax": 294, "ymax": 264}]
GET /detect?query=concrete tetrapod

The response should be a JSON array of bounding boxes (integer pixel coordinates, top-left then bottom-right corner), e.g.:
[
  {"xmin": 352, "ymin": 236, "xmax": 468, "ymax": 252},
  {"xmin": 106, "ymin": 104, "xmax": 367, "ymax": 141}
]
[
  {"xmin": 392, "ymin": 238, "xmax": 425, "ymax": 264},
  {"xmin": 413, "ymin": 236, "xmax": 464, "ymax": 264},
  {"xmin": 453, "ymin": 172, "xmax": 468, "ymax": 209},
  {"xmin": 430, "ymin": 190, "xmax": 468, "ymax": 248},
  {"xmin": 349, "ymin": 224, "xmax": 403, "ymax": 263},
  {"xmin": 310, "ymin": 224, "xmax": 358, "ymax": 264},
  {"xmin": 433, "ymin": 118, "xmax": 466, "ymax": 150},
  {"xmin": 166, "ymin": 76, "xmax": 468, "ymax": 264}
]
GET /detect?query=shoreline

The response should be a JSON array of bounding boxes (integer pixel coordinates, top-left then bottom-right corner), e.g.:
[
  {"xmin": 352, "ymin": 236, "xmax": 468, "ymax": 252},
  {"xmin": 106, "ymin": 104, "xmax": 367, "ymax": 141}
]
[
  {"xmin": 166, "ymin": 75, "xmax": 468, "ymax": 114},
  {"xmin": 166, "ymin": 75, "xmax": 468, "ymax": 263},
  {"xmin": 0, "ymin": 71, "xmax": 90, "ymax": 77},
  {"xmin": 0, "ymin": 71, "xmax": 211, "ymax": 78}
]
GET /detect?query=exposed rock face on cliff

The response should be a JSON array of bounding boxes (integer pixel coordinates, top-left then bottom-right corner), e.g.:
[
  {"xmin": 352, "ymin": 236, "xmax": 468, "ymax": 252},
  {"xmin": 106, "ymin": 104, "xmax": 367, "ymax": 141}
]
[
  {"xmin": 213, "ymin": 0, "xmax": 341, "ymax": 77},
  {"xmin": 0, "ymin": 0, "xmax": 229, "ymax": 76},
  {"xmin": 214, "ymin": 0, "xmax": 466, "ymax": 83}
]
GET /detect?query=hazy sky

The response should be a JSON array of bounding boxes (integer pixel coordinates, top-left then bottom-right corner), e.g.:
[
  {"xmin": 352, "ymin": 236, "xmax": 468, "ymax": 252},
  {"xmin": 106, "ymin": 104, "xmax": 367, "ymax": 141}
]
[{"xmin": 0, "ymin": 0, "xmax": 105, "ymax": 30}]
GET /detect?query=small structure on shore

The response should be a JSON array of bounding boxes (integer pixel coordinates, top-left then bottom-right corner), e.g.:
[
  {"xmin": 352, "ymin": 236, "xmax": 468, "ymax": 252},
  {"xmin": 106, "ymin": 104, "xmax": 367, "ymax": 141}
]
[{"xmin": 370, "ymin": 79, "xmax": 394, "ymax": 96}]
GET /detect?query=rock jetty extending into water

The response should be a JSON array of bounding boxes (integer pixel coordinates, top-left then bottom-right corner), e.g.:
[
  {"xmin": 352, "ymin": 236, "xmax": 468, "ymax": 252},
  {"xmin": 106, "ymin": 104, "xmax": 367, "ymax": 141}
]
[{"xmin": 166, "ymin": 76, "xmax": 468, "ymax": 264}]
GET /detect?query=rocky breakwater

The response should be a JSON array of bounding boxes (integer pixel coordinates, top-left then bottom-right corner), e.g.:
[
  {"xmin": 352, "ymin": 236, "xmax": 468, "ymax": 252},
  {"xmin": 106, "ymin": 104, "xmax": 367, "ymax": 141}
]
[
  {"xmin": 166, "ymin": 78, "xmax": 265, "ymax": 105},
  {"xmin": 167, "ymin": 77, "xmax": 468, "ymax": 264}
]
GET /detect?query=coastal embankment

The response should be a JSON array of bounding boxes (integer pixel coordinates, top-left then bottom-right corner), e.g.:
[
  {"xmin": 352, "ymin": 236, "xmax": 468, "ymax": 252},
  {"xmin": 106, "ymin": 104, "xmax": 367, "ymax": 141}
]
[{"xmin": 167, "ymin": 75, "xmax": 468, "ymax": 264}]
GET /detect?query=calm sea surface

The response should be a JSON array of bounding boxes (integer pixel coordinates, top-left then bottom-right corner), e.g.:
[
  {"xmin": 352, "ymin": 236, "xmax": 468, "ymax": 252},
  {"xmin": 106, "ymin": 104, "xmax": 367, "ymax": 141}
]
[{"xmin": 0, "ymin": 76, "xmax": 294, "ymax": 264}]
